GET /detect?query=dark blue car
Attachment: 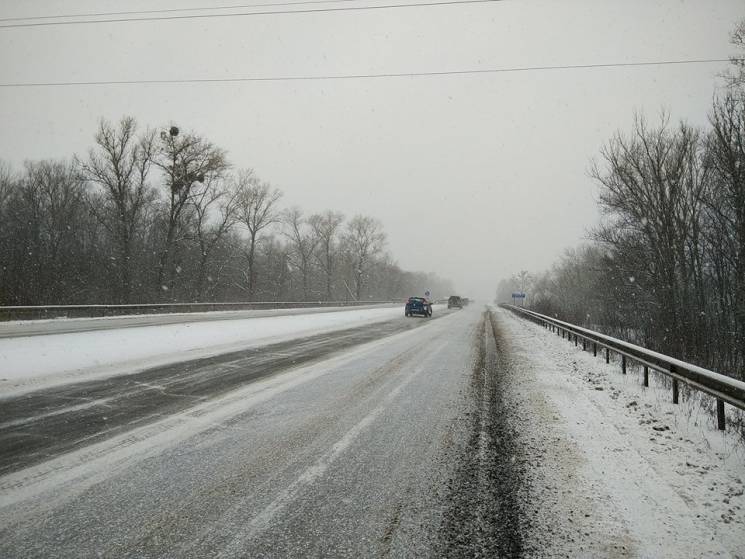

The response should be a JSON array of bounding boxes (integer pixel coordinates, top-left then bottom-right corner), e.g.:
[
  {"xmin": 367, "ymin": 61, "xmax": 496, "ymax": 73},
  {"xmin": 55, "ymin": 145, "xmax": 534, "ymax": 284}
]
[{"xmin": 405, "ymin": 297, "xmax": 432, "ymax": 318}]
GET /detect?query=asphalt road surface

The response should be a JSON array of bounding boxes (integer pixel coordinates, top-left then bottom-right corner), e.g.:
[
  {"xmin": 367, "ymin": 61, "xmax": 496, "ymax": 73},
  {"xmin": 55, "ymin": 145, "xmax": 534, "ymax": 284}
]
[
  {"xmin": 0, "ymin": 305, "xmax": 528, "ymax": 558},
  {"xmin": 0, "ymin": 311, "xmax": 446, "ymax": 475}
]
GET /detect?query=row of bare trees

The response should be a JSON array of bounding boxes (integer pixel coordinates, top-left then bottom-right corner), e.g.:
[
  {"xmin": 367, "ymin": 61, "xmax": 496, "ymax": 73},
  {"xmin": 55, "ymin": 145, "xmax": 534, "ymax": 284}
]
[
  {"xmin": 497, "ymin": 79, "xmax": 745, "ymax": 382},
  {"xmin": 0, "ymin": 117, "xmax": 453, "ymax": 305}
]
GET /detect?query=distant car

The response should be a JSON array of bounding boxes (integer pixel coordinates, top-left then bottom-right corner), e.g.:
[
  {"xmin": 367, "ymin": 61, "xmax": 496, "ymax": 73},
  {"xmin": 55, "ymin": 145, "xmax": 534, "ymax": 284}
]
[
  {"xmin": 405, "ymin": 297, "xmax": 432, "ymax": 317},
  {"xmin": 448, "ymin": 295, "xmax": 463, "ymax": 309}
]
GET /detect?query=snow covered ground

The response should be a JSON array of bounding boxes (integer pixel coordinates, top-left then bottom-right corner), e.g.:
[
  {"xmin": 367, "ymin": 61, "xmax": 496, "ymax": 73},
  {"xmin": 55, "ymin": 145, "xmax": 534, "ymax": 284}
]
[
  {"xmin": 0, "ymin": 305, "xmax": 417, "ymax": 397},
  {"xmin": 495, "ymin": 306, "xmax": 745, "ymax": 558},
  {"xmin": 0, "ymin": 303, "xmax": 399, "ymax": 338}
]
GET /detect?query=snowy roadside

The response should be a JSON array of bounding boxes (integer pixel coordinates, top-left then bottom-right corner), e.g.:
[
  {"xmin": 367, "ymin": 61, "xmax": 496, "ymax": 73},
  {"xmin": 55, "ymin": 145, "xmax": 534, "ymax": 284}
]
[
  {"xmin": 493, "ymin": 307, "xmax": 745, "ymax": 558},
  {"xmin": 0, "ymin": 305, "xmax": 416, "ymax": 397},
  {"xmin": 0, "ymin": 303, "xmax": 399, "ymax": 337}
]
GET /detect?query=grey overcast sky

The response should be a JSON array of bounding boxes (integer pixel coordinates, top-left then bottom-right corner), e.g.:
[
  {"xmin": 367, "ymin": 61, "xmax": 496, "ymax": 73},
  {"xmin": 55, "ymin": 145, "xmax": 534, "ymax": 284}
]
[{"xmin": 0, "ymin": 0, "xmax": 742, "ymax": 300}]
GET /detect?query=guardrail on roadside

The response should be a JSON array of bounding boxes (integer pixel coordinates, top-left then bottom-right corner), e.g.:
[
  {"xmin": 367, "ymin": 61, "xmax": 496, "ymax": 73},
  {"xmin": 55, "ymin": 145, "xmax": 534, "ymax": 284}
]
[
  {"xmin": 0, "ymin": 301, "xmax": 399, "ymax": 321},
  {"xmin": 500, "ymin": 304, "xmax": 745, "ymax": 432}
]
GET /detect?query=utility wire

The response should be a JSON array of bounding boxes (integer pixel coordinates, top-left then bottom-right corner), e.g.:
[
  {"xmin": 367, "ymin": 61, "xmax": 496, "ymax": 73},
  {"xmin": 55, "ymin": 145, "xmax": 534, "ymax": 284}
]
[
  {"xmin": 0, "ymin": 0, "xmax": 503, "ymax": 29},
  {"xmin": 0, "ymin": 58, "xmax": 733, "ymax": 88},
  {"xmin": 0, "ymin": 0, "xmax": 365, "ymax": 23}
]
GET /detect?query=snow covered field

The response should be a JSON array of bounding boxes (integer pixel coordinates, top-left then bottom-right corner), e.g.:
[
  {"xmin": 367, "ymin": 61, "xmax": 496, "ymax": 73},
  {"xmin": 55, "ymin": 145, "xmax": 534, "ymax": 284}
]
[
  {"xmin": 495, "ymin": 307, "xmax": 745, "ymax": 558},
  {"xmin": 0, "ymin": 305, "xmax": 411, "ymax": 397}
]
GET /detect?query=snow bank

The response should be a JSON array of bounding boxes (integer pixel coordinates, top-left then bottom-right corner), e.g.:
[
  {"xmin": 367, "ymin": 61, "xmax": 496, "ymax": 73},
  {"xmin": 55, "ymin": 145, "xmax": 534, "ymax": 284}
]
[
  {"xmin": 495, "ymin": 307, "xmax": 745, "ymax": 558},
  {"xmin": 0, "ymin": 306, "xmax": 404, "ymax": 396}
]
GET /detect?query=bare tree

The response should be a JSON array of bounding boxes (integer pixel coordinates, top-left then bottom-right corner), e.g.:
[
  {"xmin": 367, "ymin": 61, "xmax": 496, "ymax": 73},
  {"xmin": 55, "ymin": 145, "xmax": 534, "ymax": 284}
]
[
  {"xmin": 2, "ymin": 120, "xmax": 453, "ymax": 309},
  {"xmin": 259, "ymin": 236, "xmax": 290, "ymax": 300},
  {"xmin": 309, "ymin": 210, "xmax": 344, "ymax": 301},
  {"xmin": 153, "ymin": 126, "xmax": 229, "ymax": 298},
  {"xmin": 7, "ymin": 160, "xmax": 93, "ymax": 303},
  {"xmin": 0, "ymin": 160, "xmax": 13, "ymax": 210},
  {"xmin": 283, "ymin": 207, "xmax": 319, "ymax": 300},
  {"xmin": 705, "ymin": 91, "xmax": 745, "ymax": 372},
  {"xmin": 188, "ymin": 174, "xmax": 239, "ymax": 300},
  {"xmin": 234, "ymin": 170, "xmax": 283, "ymax": 300},
  {"xmin": 343, "ymin": 215, "xmax": 386, "ymax": 300},
  {"xmin": 725, "ymin": 19, "xmax": 745, "ymax": 88},
  {"xmin": 77, "ymin": 116, "xmax": 155, "ymax": 303},
  {"xmin": 590, "ymin": 113, "xmax": 708, "ymax": 358}
]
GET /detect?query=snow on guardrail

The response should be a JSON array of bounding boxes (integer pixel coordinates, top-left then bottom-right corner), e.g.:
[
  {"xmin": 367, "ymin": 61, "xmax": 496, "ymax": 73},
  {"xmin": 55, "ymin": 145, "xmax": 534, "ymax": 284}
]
[{"xmin": 501, "ymin": 304, "xmax": 745, "ymax": 432}]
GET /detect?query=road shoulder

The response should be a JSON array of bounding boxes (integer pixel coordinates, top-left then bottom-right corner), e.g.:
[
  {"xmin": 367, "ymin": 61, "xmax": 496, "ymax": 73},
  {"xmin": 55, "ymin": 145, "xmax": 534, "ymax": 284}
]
[{"xmin": 494, "ymin": 307, "xmax": 745, "ymax": 558}]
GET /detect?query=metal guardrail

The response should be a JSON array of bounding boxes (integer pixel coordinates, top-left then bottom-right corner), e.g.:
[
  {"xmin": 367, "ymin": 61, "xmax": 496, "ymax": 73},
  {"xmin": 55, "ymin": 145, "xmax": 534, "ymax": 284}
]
[
  {"xmin": 501, "ymin": 304, "xmax": 745, "ymax": 431},
  {"xmin": 0, "ymin": 301, "xmax": 399, "ymax": 321}
]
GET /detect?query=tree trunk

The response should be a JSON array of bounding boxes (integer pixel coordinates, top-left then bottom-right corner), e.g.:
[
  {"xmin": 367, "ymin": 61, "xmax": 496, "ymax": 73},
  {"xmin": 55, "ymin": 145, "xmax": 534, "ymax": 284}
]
[{"xmin": 248, "ymin": 232, "xmax": 257, "ymax": 301}]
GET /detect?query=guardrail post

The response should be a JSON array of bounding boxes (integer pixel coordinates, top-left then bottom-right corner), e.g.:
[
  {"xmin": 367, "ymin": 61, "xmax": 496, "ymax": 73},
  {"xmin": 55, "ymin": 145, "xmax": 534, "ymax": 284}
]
[
  {"xmin": 622, "ymin": 355, "xmax": 627, "ymax": 374},
  {"xmin": 574, "ymin": 334, "xmax": 578, "ymax": 347},
  {"xmin": 593, "ymin": 342, "xmax": 597, "ymax": 356},
  {"xmin": 643, "ymin": 366, "xmax": 649, "ymax": 387},
  {"xmin": 717, "ymin": 399, "xmax": 725, "ymax": 430},
  {"xmin": 671, "ymin": 365, "xmax": 679, "ymax": 404},
  {"xmin": 557, "ymin": 327, "xmax": 560, "ymax": 337},
  {"xmin": 582, "ymin": 339, "xmax": 586, "ymax": 351},
  {"xmin": 605, "ymin": 348, "xmax": 609, "ymax": 364}
]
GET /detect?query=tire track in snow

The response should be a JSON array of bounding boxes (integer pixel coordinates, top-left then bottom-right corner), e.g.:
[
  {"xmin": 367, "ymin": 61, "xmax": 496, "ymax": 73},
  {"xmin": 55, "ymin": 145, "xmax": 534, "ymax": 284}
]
[{"xmin": 438, "ymin": 310, "xmax": 524, "ymax": 557}]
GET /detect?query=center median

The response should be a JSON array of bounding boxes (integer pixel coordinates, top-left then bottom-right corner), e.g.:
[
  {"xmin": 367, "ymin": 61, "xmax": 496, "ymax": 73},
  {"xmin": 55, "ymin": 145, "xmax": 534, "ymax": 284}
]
[{"xmin": 1, "ymin": 305, "xmax": 442, "ymax": 396}]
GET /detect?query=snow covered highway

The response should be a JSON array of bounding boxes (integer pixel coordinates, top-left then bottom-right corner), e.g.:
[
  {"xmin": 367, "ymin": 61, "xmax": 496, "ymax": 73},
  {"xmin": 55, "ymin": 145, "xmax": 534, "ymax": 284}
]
[
  {"xmin": 1, "ymin": 306, "xmax": 743, "ymax": 557},
  {"xmin": 0, "ymin": 309, "xmax": 448, "ymax": 474}
]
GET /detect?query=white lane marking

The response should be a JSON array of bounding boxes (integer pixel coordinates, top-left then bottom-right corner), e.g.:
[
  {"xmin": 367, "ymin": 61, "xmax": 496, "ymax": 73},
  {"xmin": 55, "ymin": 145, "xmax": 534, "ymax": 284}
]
[
  {"xmin": 218, "ymin": 357, "xmax": 428, "ymax": 557},
  {"xmin": 133, "ymin": 381, "xmax": 166, "ymax": 391}
]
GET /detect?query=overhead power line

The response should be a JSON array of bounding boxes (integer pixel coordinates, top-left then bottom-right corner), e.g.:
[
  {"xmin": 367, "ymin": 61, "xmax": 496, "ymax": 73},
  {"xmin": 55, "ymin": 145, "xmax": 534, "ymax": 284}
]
[
  {"xmin": 0, "ymin": 58, "xmax": 733, "ymax": 88},
  {"xmin": 0, "ymin": 0, "xmax": 364, "ymax": 23},
  {"xmin": 0, "ymin": 0, "xmax": 504, "ymax": 29}
]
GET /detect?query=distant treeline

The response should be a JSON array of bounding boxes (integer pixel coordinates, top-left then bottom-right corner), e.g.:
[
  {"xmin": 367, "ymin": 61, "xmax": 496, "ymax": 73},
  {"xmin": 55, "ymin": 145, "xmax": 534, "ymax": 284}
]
[
  {"xmin": 0, "ymin": 117, "xmax": 452, "ymax": 306},
  {"xmin": 498, "ymin": 35, "xmax": 745, "ymax": 382}
]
